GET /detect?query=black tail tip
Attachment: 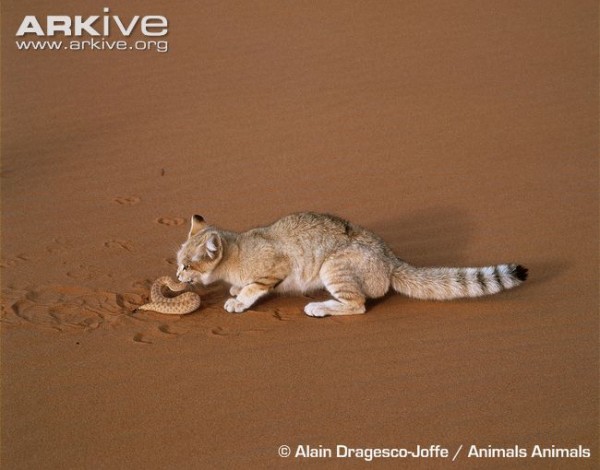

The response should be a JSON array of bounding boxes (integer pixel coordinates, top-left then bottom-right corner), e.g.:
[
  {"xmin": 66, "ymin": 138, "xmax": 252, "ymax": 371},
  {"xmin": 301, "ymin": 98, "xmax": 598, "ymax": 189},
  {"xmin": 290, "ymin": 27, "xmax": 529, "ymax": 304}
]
[{"xmin": 513, "ymin": 265, "xmax": 528, "ymax": 281}]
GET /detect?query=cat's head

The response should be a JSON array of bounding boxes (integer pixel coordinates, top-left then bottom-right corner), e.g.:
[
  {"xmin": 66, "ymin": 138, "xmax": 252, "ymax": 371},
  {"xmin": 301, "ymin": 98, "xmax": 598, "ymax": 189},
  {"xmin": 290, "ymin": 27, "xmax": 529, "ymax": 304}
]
[{"xmin": 176, "ymin": 215, "xmax": 224, "ymax": 285}]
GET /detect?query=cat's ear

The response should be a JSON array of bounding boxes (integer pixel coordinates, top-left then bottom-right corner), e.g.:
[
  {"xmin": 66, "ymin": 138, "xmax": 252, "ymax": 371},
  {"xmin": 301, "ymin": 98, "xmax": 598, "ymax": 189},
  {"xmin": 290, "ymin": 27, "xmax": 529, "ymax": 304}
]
[
  {"xmin": 205, "ymin": 233, "xmax": 221, "ymax": 259},
  {"xmin": 188, "ymin": 214, "xmax": 207, "ymax": 238}
]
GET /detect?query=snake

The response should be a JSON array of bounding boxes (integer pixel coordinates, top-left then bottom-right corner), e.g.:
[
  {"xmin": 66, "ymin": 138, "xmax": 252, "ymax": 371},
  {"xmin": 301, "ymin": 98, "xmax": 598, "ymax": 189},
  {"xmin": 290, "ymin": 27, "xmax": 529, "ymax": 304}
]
[{"xmin": 137, "ymin": 276, "xmax": 201, "ymax": 314}]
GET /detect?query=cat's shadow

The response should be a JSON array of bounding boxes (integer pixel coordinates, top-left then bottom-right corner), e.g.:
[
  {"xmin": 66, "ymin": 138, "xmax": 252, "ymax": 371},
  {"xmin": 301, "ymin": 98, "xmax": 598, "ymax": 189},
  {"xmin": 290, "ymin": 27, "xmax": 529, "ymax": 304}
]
[
  {"xmin": 368, "ymin": 206, "xmax": 566, "ymax": 295},
  {"xmin": 368, "ymin": 205, "xmax": 474, "ymax": 265}
]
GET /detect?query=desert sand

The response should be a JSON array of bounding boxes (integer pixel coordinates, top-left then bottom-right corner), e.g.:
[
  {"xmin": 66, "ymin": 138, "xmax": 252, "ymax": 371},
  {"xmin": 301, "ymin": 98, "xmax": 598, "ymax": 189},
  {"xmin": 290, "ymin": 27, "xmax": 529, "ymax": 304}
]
[{"xmin": 2, "ymin": 1, "xmax": 598, "ymax": 468}]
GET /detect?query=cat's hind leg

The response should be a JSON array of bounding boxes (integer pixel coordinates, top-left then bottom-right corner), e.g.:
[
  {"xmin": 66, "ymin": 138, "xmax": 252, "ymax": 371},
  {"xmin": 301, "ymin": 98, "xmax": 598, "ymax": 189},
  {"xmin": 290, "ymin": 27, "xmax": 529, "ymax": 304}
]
[{"xmin": 304, "ymin": 261, "xmax": 366, "ymax": 317}]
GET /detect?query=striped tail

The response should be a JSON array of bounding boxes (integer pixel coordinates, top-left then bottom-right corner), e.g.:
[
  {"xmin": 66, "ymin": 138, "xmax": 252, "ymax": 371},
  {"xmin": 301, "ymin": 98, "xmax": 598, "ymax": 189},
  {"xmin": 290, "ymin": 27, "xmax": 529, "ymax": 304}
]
[{"xmin": 391, "ymin": 263, "xmax": 528, "ymax": 300}]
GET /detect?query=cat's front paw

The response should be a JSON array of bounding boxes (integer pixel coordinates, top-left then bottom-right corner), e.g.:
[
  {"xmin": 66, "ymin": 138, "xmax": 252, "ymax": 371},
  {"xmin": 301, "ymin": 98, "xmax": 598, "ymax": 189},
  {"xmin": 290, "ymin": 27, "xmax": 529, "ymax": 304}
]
[
  {"xmin": 229, "ymin": 285, "xmax": 241, "ymax": 296},
  {"xmin": 304, "ymin": 302, "xmax": 330, "ymax": 318},
  {"xmin": 224, "ymin": 297, "xmax": 248, "ymax": 313}
]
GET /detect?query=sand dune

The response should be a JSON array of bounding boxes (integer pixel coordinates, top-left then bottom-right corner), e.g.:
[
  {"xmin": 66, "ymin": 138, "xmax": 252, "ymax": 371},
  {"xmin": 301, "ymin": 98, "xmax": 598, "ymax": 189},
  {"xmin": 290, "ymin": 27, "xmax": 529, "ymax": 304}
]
[{"xmin": 2, "ymin": 1, "xmax": 598, "ymax": 468}]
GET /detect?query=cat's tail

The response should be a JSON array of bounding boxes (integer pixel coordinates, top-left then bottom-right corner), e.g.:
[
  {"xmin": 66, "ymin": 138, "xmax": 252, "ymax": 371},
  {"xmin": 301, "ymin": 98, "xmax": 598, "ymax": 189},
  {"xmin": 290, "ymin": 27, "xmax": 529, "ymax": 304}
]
[{"xmin": 391, "ymin": 262, "xmax": 528, "ymax": 300}]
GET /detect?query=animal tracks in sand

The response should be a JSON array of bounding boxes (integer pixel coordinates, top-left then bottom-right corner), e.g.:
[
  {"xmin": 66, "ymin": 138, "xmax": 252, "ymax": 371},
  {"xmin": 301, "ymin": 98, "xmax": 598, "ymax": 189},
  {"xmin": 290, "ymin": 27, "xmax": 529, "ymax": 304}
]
[
  {"xmin": 272, "ymin": 309, "xmax": 294, "ymax": 321},
  {"xmin": 103, "ymin": 239, "xmax": 134, "ymax": 252},
  {"xmin": 0, "ymin": 284, "xmax": 189, "ymax": 342},
  {"xmin": 113, "ymin": 196, "xmax": 141, "ymax": 206},
  {"xmin": 209, "ymin": 326, "xmax": 271, "ymax": 337},
  {"xmin": 155, "ymin": 217, "xmax": 185, "ymax": 226},
  {"xmin": 164, "ymin": 257, "xmax": 177, "ymax": 266},
  {"xmin": 2, "ymin": 285, "xmax": 125, "ymax": 333},
  {"xmin": 45, "ymin": 237, "xmax": 73, "ymax": 255},
  {"xmin": 1, "ymin": 281, "xmax": 293, "ymax": 343},
  {"xmin": 0, "ymin": 254, "xmax": 31, "ymax": 268},
  {"xmin": 66, "ymin": 265, "xmax": 98, "ymax": 281}
]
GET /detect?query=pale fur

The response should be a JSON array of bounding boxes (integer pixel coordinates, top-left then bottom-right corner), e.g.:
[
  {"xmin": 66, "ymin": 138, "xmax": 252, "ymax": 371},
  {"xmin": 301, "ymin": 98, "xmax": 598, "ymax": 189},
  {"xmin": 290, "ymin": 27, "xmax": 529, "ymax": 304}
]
[
  {"xmin": 137, "ymin": 276, "xmax": 201, "ymax": 314},
  {"xmin": 176, "ymin": 212, "xmax": 528, "ymax": 317}
]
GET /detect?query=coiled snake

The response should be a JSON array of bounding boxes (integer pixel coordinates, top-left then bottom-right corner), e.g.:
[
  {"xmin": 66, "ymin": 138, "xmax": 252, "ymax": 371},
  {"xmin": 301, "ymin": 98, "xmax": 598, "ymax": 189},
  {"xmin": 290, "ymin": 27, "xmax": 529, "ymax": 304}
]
[{"xmin": 137, "ymin": 276, "xmax": 201, "ymax": 314}]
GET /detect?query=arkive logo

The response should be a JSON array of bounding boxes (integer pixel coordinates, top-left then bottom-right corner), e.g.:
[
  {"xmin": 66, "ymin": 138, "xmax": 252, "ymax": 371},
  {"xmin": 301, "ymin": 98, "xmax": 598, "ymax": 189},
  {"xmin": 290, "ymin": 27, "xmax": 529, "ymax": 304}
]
[
  {"xmin": 15, "ymin": 7, "xmax": 169, "ymax": 53},
  {"xmin": 16, "ymin": 7, "xmax": 168, "ymax": 37}
]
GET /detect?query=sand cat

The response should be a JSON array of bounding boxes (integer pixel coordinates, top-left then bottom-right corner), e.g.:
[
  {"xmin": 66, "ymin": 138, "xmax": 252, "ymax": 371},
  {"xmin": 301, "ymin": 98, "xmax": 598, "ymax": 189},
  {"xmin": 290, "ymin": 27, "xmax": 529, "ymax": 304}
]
[{"xmin": 176, "ymin": 212, "xmax": 527, "ymax": 317}]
